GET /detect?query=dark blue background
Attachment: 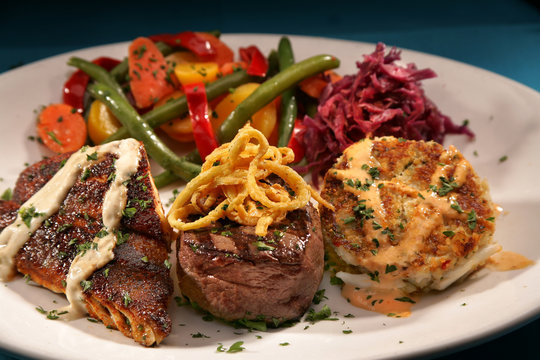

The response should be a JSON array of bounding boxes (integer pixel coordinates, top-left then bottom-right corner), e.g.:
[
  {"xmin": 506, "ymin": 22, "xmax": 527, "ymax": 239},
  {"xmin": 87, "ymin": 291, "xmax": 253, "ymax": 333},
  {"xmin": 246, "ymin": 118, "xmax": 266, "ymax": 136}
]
[{"xmin": 1, "ymin": 0, "xmax": 539, "ymax": 359}]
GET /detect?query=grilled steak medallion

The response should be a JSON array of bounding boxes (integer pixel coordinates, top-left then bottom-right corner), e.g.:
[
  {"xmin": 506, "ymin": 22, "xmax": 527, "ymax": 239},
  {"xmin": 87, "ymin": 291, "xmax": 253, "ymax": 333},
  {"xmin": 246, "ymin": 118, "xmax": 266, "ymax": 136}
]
[
  {"xmin": 0, "ymin": 141, "xmax": 173, "ymax": 346},
  {"xmin": 177, "ymin": 203, "xmax": 323, "ymax": 323},
  {"xmin": 320, "ymin": 137, "xmax": 499, "ymax": 294}
]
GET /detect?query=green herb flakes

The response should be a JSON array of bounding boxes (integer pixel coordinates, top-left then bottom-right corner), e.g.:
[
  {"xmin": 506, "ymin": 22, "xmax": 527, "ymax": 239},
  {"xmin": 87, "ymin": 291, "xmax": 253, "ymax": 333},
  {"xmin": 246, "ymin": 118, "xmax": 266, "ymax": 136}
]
[
  {"xmin": 19, "ymin": 206, "xmax": 45, "ymax": 228},
  {"xmin": 467, "ymin": 210, "xmax": 477, "ymax": 230},
  {"xmin": 394, "ymin": 296, "xmax": 416, "ymax": 304}
]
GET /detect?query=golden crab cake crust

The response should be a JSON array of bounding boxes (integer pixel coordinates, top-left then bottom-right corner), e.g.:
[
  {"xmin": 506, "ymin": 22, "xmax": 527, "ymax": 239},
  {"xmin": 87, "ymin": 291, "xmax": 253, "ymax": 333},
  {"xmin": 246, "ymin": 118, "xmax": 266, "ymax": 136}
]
[{"xmin": 320, "ymin": 137, "xmax": 498, "ymax": 292}]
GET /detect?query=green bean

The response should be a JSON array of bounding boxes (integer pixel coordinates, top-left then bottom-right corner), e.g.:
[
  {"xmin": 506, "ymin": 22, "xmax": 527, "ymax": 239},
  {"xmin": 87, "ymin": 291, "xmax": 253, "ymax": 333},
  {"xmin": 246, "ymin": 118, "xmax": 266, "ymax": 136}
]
[
  {"xmin": 104, "ymin": 69, "xmax": 258, "ymax": 143},
  {"xmin": 110, "ymin": 42, "xmax": 173, "ymax": 83},
  {"xmin": 87, "ymin": 82, "xmax": 201, "ymax": 181},
  {"xmin": 266, "ymin": 49, "xmax": 280, "ymax": 78},
  {"xmin": 152, "ymin": 170, "xmax": 179, "ymax": 188},
  {"xmin": 67, "ymin": 57, "xmax": 126, "ymax": 100},
  {"xmin": 218, "ymin": 54, "xmax": 340, "ymax": 143},
  {"xmin": 277, "ymin": 37, "xmax": 298, "ymax": 147},
  {"xmin": 297, "ymin": 90, "xmax": 318, "ymax": 118}
]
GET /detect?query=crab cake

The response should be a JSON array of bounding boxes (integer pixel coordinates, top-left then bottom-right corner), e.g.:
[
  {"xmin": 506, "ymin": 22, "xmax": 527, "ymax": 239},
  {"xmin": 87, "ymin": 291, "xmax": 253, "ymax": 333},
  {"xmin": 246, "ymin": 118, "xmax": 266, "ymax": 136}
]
[{"xmin": 320, "ymin": 137, "xmax": 499, "ymax": 302}]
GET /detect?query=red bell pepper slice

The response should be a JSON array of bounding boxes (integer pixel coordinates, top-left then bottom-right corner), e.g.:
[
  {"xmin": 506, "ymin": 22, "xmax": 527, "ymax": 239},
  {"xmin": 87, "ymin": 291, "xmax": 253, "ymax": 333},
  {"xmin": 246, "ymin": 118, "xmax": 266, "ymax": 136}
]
[
  {"xmin": 148, "ymin": 31, "xmax": 216, "ymax": 58},
  {"xmin": 184, "ymin": 82, "xmax": 218, "ymax": 160},
  {"xmin": 287, "ymin": 120, "xmax": 306, "ymax": 163},
  {"xmin": 239, "ymin": 45, "xmax": 268, "ymax": 77},
  {"xmin": 62, "ymin": 57, "xmax": 121, "ymax": 113}
]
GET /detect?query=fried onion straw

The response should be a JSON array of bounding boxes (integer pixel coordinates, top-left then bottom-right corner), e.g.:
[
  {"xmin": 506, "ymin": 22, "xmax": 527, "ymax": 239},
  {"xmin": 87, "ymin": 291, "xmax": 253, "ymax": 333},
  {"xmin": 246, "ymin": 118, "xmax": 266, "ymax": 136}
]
[{"xmin": 167, "ymin": 125, "xmax": 333, "ymax": 236}]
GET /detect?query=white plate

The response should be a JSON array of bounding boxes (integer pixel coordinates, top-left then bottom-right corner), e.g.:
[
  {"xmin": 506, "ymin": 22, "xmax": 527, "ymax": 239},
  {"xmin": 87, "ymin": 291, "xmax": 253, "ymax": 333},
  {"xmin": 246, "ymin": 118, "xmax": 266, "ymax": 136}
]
[{"xmin": 0, "ymin": 34, "xmax": 539, "ymax": 360}]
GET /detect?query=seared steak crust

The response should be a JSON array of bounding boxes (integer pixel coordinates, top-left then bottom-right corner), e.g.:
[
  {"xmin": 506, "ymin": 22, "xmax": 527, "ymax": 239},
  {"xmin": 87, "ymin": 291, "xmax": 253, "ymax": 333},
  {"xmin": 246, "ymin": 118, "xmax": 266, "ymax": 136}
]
[
  {"xmin": 1, "ymin": 145, "xmax": 173, "ymax": 346},
  {"xmin": 177, "ymin": 204, "xmax": 323, "ymax": 323}
]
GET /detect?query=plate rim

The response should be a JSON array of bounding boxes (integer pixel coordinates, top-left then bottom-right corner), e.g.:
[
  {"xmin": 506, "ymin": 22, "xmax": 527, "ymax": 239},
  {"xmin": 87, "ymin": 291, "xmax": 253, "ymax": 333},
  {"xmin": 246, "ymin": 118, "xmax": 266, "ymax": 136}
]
[{"xmin": 0, "ymin": 33, "xmax": 539, "ymax": 360}]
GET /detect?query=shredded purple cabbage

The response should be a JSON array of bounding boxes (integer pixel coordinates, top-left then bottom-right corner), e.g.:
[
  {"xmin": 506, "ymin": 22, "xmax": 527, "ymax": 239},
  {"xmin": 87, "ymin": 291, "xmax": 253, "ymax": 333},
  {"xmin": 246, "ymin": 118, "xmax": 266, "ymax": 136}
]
[{"xmin": 298, "ymin": 43, "xmax": 474, "ymax": 187}]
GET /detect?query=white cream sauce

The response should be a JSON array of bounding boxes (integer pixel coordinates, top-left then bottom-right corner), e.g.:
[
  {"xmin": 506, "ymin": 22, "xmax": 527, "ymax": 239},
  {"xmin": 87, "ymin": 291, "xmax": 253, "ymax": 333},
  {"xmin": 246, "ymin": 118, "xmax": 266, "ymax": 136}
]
[{"xmin": 0, "ymin": 139, "xmax": 141, "ymax": 320}]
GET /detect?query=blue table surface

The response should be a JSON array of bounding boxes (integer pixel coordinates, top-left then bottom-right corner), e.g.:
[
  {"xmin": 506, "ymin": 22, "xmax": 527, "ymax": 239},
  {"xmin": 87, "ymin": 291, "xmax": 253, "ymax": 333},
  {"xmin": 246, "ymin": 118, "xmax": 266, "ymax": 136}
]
[{"xmin": 1, "ymin": 0, "xmax": 539, "ymax": 359}]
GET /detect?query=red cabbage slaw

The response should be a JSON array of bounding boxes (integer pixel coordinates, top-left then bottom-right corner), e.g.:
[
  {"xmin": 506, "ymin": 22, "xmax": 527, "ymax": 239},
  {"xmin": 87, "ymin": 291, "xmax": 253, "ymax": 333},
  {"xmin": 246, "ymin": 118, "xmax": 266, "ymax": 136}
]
[{"xmin": 298, "ymin": 43, "xmax": 474, "ymax": 186}]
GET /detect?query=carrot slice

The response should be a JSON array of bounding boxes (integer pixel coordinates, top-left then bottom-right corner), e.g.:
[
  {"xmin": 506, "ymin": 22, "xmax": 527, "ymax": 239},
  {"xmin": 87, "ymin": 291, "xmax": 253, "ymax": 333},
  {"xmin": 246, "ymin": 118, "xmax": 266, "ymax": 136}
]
[
  {"xmin": 37, "ymin": 104, "xmax": 87, "ymax": 153},
  {"xmin": 299, "ymin": 70, "xmax": 343, "ymax": 99},
  {"xmin": 128, "ymin": 37, "xmax": 178, "ymax": 109}
]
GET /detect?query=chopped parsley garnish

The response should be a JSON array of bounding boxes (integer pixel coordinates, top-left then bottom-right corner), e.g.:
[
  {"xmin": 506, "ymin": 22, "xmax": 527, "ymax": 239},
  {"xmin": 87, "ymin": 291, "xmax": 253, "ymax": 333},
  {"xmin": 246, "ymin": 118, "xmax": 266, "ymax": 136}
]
[
  {"xmin": 499, "ymin": 155, "xmax": 508, "ymax": 163},
  {"xmin": 352, "ymin": 200, "xmax": 375, "ymax": 227},
  {"xmin": 234, "ymin": 318, "xmax": 267, "ymax": 331},
  {"xmin": 86, "ymin": 152, "xmax": 98, "ymax": 161},
  {"xmin": 217, "ymin": 341, "xmax": 245, "ymax": 353},
  {"xmin": 95, "ymin": 229, "xmax": 108, "ymax": 238},
  {"xmin": 368, "ymin": 166, "xmax": 380, "ymax": 179},
  {"xmin": 123, "ymin": 292, "xmax": 132, "ymax": 307},
  {"xmin": 80, "ymin": 168, "xmax": 91, "ymax": 181},
  {"xmin": 191, "ymin": 332, "xmax": 210, "ymax": 338},
  {"xmin": 305, "ymin": 304, "xmax": 335, "ymax": 323},
  {"xmin": 19, "ymin": 206, "xmax": 45, "ymax": 228},
  {"xmin": 47, "ymin": 310, "xmax": 68, "ymax": 320},
  {"xmin": 164, "ymin": 259, "xmax": 171, "ymax": 269},
  {"xmin": 385, "ymin": 264, "xmax": 397, "ymax": 274},
  {"xmin": 434, "ymin": 176, "xmax": 460, "ymax": 196},
  {"xmin": 122, "ymin": 207, "xmax": 137, "ymax": 218},
  {"xmin": 312, "ymin": 289, "xmax": 327, "ymax": 304},
  {"xmin": 394, "ymin": 296, "xmax": 416, "ymax": 304},
  {"xmin": 76, "ymin": 241, "xmax": 97, "ymax": 256},
  {"xmin": 342, "ymin": 216, "xmax": 356, "ymax": 224},
  {"xmin": 368, "ymin": 270, "xmax": 380, "ymax": 283},
  {"xmin": 116, "ymin": 230, "xmax": 129, "ymax": 245},
  {"xmin": 1, "ymin": 188, "xmax": 12, "ymax": 201},
  {"xmin": 467, "ymin": 210, "xmax": 477, "ymax": 230},
  {"xmin": 382, "ymin": 227, "xmax": 395, "ymax": 241},
  {"xmin": 46, "ymin": 131, "xmax": 63, "ymax": 146},
  {"xmin": 57, "ymin": 223, "xmax": 73, "ymax": 233},
  {"xmin": 372, "ymin": 221, "xmax": 382, "ymax": 230},
  {"xmin": 343, "ymin": 330, "xmax": 353, "ymax": 334},
  {"xmin": 80, "ymin": 280, "xmax": 92, "ymax": 292},
  {"xmin": 443, "ymin": 230, "xmax": 455, "ymax": 237},
  {"xmin": 129, "ymin": 199, "xmax": 151, "ymax": 210},
  {"xmin": 253, "ymin": 241, "xmax": 275, "ymax": 251},
  {"xmin": 450, "ymin": 202, "xmax": 464, "ymax": 213},
  {"xmin": 330, "ymin": 276, "xmax": 344, "ymax": 286}
]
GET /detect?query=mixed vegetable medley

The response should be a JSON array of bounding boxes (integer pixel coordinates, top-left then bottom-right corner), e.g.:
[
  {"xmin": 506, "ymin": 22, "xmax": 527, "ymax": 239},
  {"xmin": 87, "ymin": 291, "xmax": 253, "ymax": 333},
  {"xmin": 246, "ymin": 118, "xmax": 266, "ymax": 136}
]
[{"xmin": 35, "ymin": 31, "xmax": 472, "ymax": 186}]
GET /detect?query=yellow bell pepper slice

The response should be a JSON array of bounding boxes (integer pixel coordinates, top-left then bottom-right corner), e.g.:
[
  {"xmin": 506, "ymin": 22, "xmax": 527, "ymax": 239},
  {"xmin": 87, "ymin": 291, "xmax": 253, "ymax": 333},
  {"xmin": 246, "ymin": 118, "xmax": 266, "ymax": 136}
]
[
  {"xmin": 213, "ymin": 83, "xmax": 277, "ymax": 139},
  {"xmin": 87, "ymin": 100, "xmax": 122, "ymax": 144},
  {"xmin": 174, "ymin": 62, "xmax": 219, "ymax": 86}
]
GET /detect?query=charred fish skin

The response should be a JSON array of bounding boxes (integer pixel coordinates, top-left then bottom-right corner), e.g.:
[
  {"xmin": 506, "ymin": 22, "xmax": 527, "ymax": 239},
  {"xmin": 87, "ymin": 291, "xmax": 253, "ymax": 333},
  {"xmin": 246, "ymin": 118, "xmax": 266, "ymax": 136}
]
[
  {"xmin": 177, "ymin": 204, "xmax": 324, "ymax": 324},
  {"xmin": 0, "ymin": 142, "xmax": 173, "ymax": 346}
]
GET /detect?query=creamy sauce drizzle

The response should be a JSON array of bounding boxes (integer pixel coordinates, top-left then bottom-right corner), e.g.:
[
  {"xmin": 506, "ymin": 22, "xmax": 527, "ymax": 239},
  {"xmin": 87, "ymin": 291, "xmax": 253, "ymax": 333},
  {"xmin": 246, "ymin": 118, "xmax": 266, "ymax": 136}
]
[
  {"xmin": 0, "ymin": 139, "xmax": 141, "ymax": 320},
  {"xmin": 487, "ymin": 251, "xmax": 534, "ymax": 271},
  {"xmin": 342, "ymin": 283, "xmax": 417, "ymax": 317}
]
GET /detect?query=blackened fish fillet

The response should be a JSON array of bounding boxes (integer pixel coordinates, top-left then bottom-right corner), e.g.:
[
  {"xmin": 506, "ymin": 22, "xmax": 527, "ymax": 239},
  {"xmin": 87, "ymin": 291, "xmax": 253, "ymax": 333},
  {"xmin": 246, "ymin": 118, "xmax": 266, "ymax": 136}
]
[{"xmin": 0, "ymin": 142, "xmax": 173, "ymax": 346}]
